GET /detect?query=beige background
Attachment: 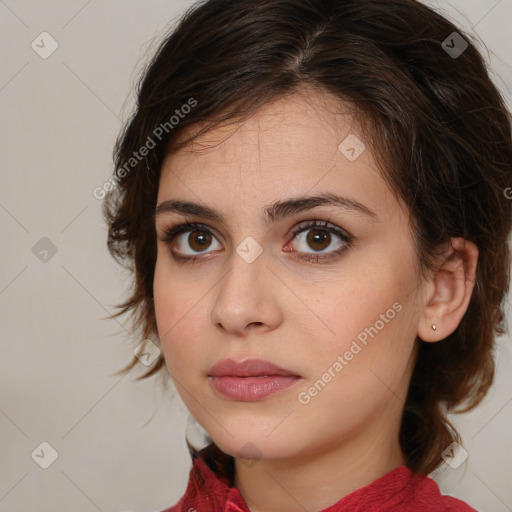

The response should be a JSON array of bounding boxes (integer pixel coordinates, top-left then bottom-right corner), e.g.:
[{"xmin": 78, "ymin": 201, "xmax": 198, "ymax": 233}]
[{"xmin": 0, "ymin": 1, "xmax": 511, "ymax": 511}]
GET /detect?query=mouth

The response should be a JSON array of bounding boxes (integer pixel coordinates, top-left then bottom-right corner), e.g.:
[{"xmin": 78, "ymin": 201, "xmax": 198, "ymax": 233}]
[
  {"xmin": 207, "ymin": 358, "xmax": 303, "ymax": 401},
  {"xmin": 208, "ymin": 358, "xmax": 301, "ymax": 378},
  {"xmin": 208, "ymin": 375, "xmax": 302, "ymax": 401}
]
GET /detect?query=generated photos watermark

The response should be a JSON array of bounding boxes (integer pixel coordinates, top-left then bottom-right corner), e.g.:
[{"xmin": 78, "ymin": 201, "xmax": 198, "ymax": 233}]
[
  {"xmin": 298, "ymin": 301, "xmax": 403, "ymax": 405},
  {"xmin": 93, "ymin": 97, "xmax": 197, "ymax": 200}
]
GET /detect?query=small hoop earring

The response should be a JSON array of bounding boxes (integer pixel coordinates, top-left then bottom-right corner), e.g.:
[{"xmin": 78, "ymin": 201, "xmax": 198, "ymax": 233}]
[{"xmin": 432, "ymin": 324, "xmax": 437, "ymax": 331}]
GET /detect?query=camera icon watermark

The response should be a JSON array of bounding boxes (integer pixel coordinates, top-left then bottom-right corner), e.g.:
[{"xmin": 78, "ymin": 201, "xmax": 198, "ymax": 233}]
[
  {"xmin": 441, "ymin": 32, "xmax": 468, "ymax": 59},
  {"xmin": 441, "ymin": 442, "xmax": 468, "ymax": 469},
  {"xmin": 237, "ymin": 441, "xmax": 263, "ymax": 468},
  {"xmin": 236, "ymin": 236, "xmax": 263, "ymax": 264},
  {"xmin": 32, "ymin": 237, "xmax": 58, "ymax": 263},
  {"xmin": 31, "ymin": 32, "xmax": 59, "ymax": 59},
  {"xmin": 338, "ymin": 134, "xmax": 366, "ymax": 162},
  {"xmin": 31, "ymin": 441, "xmax": 59, "ymax": 469},
  {"xmin": 134, "ymin": 339, "xmax": 161, "ymax": 366}
]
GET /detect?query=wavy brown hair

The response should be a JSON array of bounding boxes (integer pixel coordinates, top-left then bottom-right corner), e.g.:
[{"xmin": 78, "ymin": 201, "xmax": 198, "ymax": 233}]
[{"xmin": 103, "ymin": 0, "xmax": 512, "ymax": 475}]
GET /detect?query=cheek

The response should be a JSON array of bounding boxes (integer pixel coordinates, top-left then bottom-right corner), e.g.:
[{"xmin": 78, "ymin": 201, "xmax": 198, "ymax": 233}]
[
  {"xmin": 153, "ymin": 253, "xmax": 199, "ymax": 328},
  {"xmin": 153, "ymin": 259, "xmax": 174, "ymax": 334},
  {"xmin": 308, "ymin": 270, "xmax": 387, "ymax": 349},
  {"xmin": 307, "ymin": 257, "xmax": 415, "ymax": 374},
  {"xmin": 153, "ymin": 259, "xmax": 202, "ymax": 375},
  {"xmin": 299, "ymin": 293, "xmax": 414, "ymax": 425}
]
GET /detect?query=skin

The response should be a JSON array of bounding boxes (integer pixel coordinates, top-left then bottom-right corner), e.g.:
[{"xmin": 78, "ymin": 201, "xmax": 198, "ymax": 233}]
[{"xmin": 153, "ymin": 86, "xmax": 478, "ymax": 512}]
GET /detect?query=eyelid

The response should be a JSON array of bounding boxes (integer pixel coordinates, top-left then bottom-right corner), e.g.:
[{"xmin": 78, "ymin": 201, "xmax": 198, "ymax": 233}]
[
  {"xmin": 158, "ymin": 221, "xmax": 220, "ymax": 242},
  {"xmin": 158, "ymin": 219, "xmax": 351, "ymax": 243},
  {"xmin": 290, "ymin": 219, "xmax": 352, "ymax": 240}
]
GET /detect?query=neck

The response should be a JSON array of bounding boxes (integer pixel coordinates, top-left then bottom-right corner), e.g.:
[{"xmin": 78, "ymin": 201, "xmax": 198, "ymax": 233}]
[{"xmin": 233, "ymin": 420, "xmax": 406, "ymax": 512}]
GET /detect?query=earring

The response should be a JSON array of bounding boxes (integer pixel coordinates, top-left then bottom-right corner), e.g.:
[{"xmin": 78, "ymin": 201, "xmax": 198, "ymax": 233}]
[{"xmin": 432, "ymin": 324, "xmax": 437, "ymax": 331}]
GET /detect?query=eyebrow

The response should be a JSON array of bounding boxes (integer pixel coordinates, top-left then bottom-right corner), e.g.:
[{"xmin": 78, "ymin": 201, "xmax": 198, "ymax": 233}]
[{"xmin": 154, "ymin": 192, "xmax": 377, "ymax": 225}]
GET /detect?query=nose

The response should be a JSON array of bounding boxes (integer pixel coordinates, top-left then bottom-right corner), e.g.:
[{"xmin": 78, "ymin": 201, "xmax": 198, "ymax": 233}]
[{"xmin": 209, "ymin": 247, "xmax": 282, "ymax": 336}]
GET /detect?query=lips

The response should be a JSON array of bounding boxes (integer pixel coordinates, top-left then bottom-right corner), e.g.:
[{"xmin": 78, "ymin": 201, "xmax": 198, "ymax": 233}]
[
  {"xmin": 208, "ymin": 358, "xmax": 301, "ymax": 378},
  {"xmin": 207, "ymin": 358, "xmax": 303, "ymax": 401}
]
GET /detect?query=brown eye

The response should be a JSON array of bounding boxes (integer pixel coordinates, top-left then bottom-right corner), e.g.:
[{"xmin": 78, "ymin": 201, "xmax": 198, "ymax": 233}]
[
  {"xmin": 187, "ymin": 230, "xmax": 212, "ymax": 252},
  {"xmin": 287, "ymin": 220, "xmax": 352, "ymax": 263},
  {"xmin": 161, "ymin": 220, "xmax": 351, "ymax": 264},
  {"xmin": 305, "ymin": 228, "xmax": 332, "ymax": 252},
  {"xmin": 167, "ymin": 225, "xmax": 222, "ymax": 257}
]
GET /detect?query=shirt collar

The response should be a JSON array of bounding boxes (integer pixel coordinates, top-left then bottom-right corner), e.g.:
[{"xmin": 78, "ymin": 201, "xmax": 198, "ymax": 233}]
[{"xmin": 178, "ymin": 443, "xmax": 422, "ymax": 512}]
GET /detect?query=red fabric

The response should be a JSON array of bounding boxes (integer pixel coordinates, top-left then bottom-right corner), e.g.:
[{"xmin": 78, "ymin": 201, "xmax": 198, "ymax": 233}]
[{"xmin": 161, "ymin": 444, "xmax": 477, "ymax": 512}]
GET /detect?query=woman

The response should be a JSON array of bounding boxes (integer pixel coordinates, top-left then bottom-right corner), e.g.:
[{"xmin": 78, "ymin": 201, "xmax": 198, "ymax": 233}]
[{"xmin": 105, "ymin": 0, "xmax": 512, "ymax": 510}]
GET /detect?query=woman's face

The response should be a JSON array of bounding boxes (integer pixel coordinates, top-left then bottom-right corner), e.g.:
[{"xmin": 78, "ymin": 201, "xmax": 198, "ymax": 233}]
[{"xmin": 153, "ymin": 89, "xmax": 425, "ymax": 463}]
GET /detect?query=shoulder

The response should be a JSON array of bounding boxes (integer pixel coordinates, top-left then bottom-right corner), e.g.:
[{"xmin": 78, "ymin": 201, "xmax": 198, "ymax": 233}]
[{"xmin": 408, "ymin": 473, "xmax": 478, "ymax": 511}]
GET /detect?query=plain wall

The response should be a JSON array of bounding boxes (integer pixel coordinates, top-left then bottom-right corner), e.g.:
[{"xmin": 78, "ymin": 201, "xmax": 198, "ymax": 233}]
[{"xmin": 0, "ymin": 1, "xmax": 511, "ymax": 511}]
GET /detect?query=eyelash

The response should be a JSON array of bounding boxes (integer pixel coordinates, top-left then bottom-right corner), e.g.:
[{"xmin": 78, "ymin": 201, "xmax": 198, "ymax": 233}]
[{"xmin": 159, "ymin": 220, "xmax": 353, "ymax": 264}]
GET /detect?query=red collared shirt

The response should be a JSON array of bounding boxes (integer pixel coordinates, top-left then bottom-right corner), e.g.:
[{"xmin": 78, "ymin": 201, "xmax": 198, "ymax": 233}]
[{"xmin": 161, "ymin": 444, "xmax": 477, "ymax": 512}]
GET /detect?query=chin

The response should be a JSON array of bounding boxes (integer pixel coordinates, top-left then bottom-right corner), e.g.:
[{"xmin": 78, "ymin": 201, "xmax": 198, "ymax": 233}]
[{"xmin": 209, "ymin": 428, "xmax": 295, "ymax": 462}]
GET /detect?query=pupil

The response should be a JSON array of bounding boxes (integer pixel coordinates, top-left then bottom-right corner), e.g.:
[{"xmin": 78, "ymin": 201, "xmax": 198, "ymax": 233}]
[
  {"xmin": 189, "ymin": 230, "xmax": 211, "ymax": 251},
  {"xmin": 308, "ymin": 229, "xmax": 330, "ymax": 251}
]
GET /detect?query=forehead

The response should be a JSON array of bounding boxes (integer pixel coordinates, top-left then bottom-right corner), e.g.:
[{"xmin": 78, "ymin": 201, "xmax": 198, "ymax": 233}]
[
  {"xmin": 157, "ymin": 89, "xmax": 405, "ymax": 225},
  {"xmin": 165, "ymin": 89, "xmax": 357, "ymax": 172},
  {"xmin": 162, "ymin": 91, "xmax": 362, "ymax": 183}
]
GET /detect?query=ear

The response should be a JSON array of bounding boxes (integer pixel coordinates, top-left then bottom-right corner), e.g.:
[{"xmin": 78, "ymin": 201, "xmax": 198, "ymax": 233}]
[{"xmin": 417, "ymin": 237, "xmax": 479, "ymax": 343}]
